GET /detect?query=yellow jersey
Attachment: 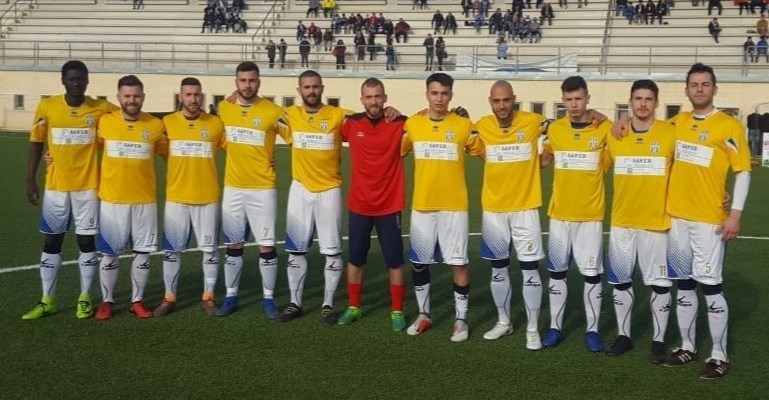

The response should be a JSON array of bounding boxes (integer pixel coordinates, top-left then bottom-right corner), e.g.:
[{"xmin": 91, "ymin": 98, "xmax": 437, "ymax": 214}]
[
  {"xmin": 475, "ymin": 112, "xmax": 546, "ymax": 212},
  {"xmin": 29, "ymin": 95, "xmax": 117, "ymax": 191},
  {"xmin": 605, "ymin": 121, "xmax": 676, "ymax": 231},
  {"xmin": 162, "ymin": 111, "xmax": 225, "ymax": 204},
  {"xmin": 543, "ymin": 118, "xmax": 611, "ymax": 221},
  {"xmin": 667, "ymin": 111, "xmax": 752, "ymax": 225},
  {"xmin": 97, "ymin": 110, "xmax": 167, "ymax": 204},
  {"xmin": 284, "ymin": 104, "xmax": 346, "ymax": 192},
  {"xmin": 217, "ymin": 98, "xmax": 290, "ymax": 190},
  {"xmin": 402, "ymin": 113, "xmax": 482, "ymax": 211}
]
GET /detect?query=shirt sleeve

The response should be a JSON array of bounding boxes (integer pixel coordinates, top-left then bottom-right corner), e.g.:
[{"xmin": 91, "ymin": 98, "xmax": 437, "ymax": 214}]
[{"xmin": 29, "ymin": 100, "xmax": 48, "ymax": 143}]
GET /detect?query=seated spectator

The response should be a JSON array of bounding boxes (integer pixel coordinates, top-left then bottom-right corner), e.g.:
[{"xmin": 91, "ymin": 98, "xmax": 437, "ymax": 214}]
[
  {"xmin": 322, "ymin": 0, "xmax": 336, "ymax": 18},
  {"xmin": 231, "ymin": 0, "xmax": 244, "ymax": 15},
  {"xmin": 395, "ymin": 18, "xmax": 411, "ymax": 43},
  {"xmin": 201, "ymin": 9, "xmax": 215, "ymax": 33},
  {"xmin": 708, "ymin": 17, "xmax": 721, "ymax": 43},
  {"xmin": 307, "ymin": 0, "xmax": 320, "ymax": 18},
  {"xmin": 462, "ymin": 0, "xmax": 472, "ymax": 17},
  {"xmin": 529, "ymin": 17, "xmax": 542, "ymax": 42},
  {"xmin": 656, "ymin": 0, "xmax": 667, "ymax": 24},
  {"xmin": 616, "ymin": 0, "xmax": 628, "ymax": 16},
  {"xmin": 758, "ymin": 15, "xmax": 769, "ymax": 37},
  {"xmin": 757, "ymin": 36, "xmax": 768, "ymax": 62},
  {"xmin": 323, "ymin": 28, "xmax": 334, "ymax": 51},
  {"xmin": 296, "ymin": 21, "xmax": 307, "ymax": 42},
  {"xmin": 744, "ymin": 36, "xmax": 757, "ymax": 62},
  {"xmin": 625, "ymin": 2, "xmax": 636, "ymax": 24},
  {"xmin": 474, "ymin": 12, "xmax": 485, "ymax": 33},
  {"xmin": 490, "ymin": 8, "xmax": 503, "ymax": 34},
  {"xmin": 133, "ymin": 0, "xmax": 144, "ymax": 10},
  {"xmin": 540, "ymin": 3, "xmax": 554, "ymax": 26},
  {"xmin": 445, "ymin": 12, "xmax": 458, "ymax": 34},
  {"xmin": 382, "ymin": 19, "xmax": 394, "ymax": 38},
  {"xmin": 737, "ymin": 0, "xmax": 750, "ymax": 15}
]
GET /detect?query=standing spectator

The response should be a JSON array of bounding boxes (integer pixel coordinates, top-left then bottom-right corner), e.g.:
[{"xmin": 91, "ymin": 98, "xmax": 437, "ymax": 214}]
[
  {"xmin": 444, "ymin": 12, "xmax": 458, "ymax": 34},
  {"xmin": 744, "ymin": 36, "xmax": 757, "ymax": 62},
  {"xmin": 482, "ymin": 0, "xmax": 491, "ymax": 15},
  {"xmin": 436, "ymin": 36, "xmax": 447, "ymax": 71},
  {"xmin": 299, "ymin": 37, "xmax": 311, "ymax": 68},
  {"xmin": 432, "ymin": 10, "xmax": 445, "ymax": 34},
  {"xmin": 462, "ymin": 0, "xmax": 472, "ymax": 17},
  {"xmin": 413, "ymin": 0, "xmax": 420, "ymax": 10},
  {"xmin": 656, "ymin": 0, "xmax": 667, "ymax": 24},
  {"xmin": 540, "ymin": 3, "xmax": 555, "ymax": 26},
  {"xmin": 758, "ymin": 15, "xmax": 768, "ymax": 37},
  {"xmin": 333, "ymin": 39, "xmax": 347, "ymax": 69},
  {"xmin": 354, "ymin": 31, "xmax": 366, "ymax": 61},
  {"xmin": 708, "ymin": 17, "xmax": 721, "ymax": 43},
  {"xmin": 497, "ymin": 38, "xmax": 508, "ymax": 59},
  {"xmin": 423, "ymin": 33, "xmax": 435, "ymax": 71},
  {"xmin": 395, "ymin": 18, "xmax": 411, "ymax": 43},
  {"xmin": 296, "ymin": 21, "xmax": 307, "ymax": 42},
  {"xmin": 307, "ymin": 0, "xmax": 320, "ymax": 18},
  {"xmin": 420, "ymin": 0, "xmax": 428, "ymax": 10},
  {"xmin": 278, "ymin": 38, "xmax": 288, "ymax": 69},
  {"xmin": 708, "ymin": 0, "xmax": 723, "ymax": 15},
  {"xmin": 385, "ymin": 38, "xmax": 397, "ymax": 70},
  {"xmin": 313, "ymin": 28, "xmax": 323, "ymax": 50},
  {"xmin": 757, "ymin": 36, "xmax": 769, "ymax": 62},
  {"xmin": 266, "ymin": 40, "xmax": 277, "ymax": 69},
  {"xmin": 367, "ymin": 32, "xmax": 378, "ymax": 61},
  {"xmin": 322, "ymin": 0, "xmax": 336, "ymax": 18},
  {"xmin": 323, "ymin": 29, "xmax": 334, "ymax": 51}
]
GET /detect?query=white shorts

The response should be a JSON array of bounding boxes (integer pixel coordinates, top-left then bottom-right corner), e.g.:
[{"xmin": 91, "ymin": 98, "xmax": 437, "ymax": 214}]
[
  {"xmin": 481, "ymin": 209, "xmax": 544, "ymax": 262},
  {"xmin": 163, "ymin": 201, "xmax": 220, "ymax": 253},
  {"xmin": 409, "ymin": 210, "xmax": 469, "ymax": 266},
  {"xmin": 284, "ymin": 180, "xmax": 342, "ymax": 255},
  {"xmin": 221, "ymin": 186, "xmax": 277, "ymax": 246},
  {"xmin": 667, "ymin": 217, "xmax": 725, "ymax": 285},
  {"xmin": 39, "ymin": 189, "xmax": 98, "ymax": 235},
  {"xmin": 97, "ymin": 201, "xmax": 158, "ymax": 255},
  {"xmin": 607, "ymin": 227, "xmax": 671, "ymax": 287},
  {"xmin": 547, "ymin": 218, "xmax": 603, "ymax": 276}
]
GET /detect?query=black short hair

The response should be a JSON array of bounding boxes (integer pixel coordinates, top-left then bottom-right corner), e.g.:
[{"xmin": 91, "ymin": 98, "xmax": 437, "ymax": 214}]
[
  {"xmin": 61, "ymin": 60, "xmax": 88, "ymax": 78},
  {"xmin": 630, "ymin": 79, "xmax": 659, "ymax": 100},
  {"xmin": 560, "ymin": 76, "xmax": 588, "ymax": 93},
  {"xmin": 298, "ymin": 69, "xmax": 322, "ymax": 84},
  {"xmin": 686, "ymin": 63, "xmax": 716, "ymax": 86},
  {"xmin": 361, "ymin": 77, "xmax": 385, "ymax": 91},
  {"xmin": 236, "ymin": 61, "xmax": 260, "ymax": 75},
  {"xmin": 426, "ymin": 72, "xmax": 453, "ymax": 90},
  {"xmin": 117, "ymin": 75, "xmax": 143, "ymax": 90},
  {"xmin": 180, "ymin": 77, "xmax": 202, "ymax": 87}
]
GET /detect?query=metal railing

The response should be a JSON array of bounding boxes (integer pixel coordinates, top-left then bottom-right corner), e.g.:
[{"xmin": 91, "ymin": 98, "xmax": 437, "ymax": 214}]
[
  {"xmin": 0, "ymin": 0, "xmax": 35, "ymax": 37},
  {"xmin": 250, "ymin": 0, "xmax": 285, "ymax": 47}
]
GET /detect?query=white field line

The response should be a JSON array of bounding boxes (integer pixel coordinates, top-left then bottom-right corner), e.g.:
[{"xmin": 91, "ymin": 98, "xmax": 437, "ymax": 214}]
[{"xmin": 2, "ymin": 232, "xmax": 769, "ymax": 274}]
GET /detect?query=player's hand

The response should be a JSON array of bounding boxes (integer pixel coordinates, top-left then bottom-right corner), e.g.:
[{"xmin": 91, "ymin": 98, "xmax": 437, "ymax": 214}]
[
  {"xmin": 452, "ymin": 106, "xmax": 469, "ymax": 119},
  {"xmin": 270, "ymin": 156, "xmax": 276, "ymax": 169},
  {"xmin": 225, "ymin": 90, "xmax": 238, "ymax": 104},
  {"xmin": 383, "ymin": 106, "xmax": 401, "ymax": 121},
  {"xmin": 587, "ymin": 109, "xmax": 607, "ymax": 126},
  {"xmin": 721, "ymin": 214, "xmax": 741, "ymax": 241},
  {"xmin": 43, "ymin": 151, "xmax": 54, "ymax": 166},
  {"xmin": 722, "ymin": 192, "xmax": 731, "ymax": 211},
  {"xmin": 26, "ymin": 181, "xmax": 40, "ymax": 206},
  {"xmin": 611, "ymin": 116, "xmax": 631, "ymax": 139}
]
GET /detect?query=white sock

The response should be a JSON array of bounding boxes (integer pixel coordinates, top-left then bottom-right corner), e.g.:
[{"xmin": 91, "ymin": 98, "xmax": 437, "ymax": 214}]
[
  {"xmin": 162, "ymin": 251, "xmax": 181, "ymax": 299},
  {"xmin": 584, "ymin": 281, "xmax": 603, "ymax": 333},
  {"xmin": 78, "ymin": 251, "xmax": 98, "ymax": 295},
  {"xmin": 650, "ymin": 290, "xmax": 671, "ymax": 343},
  {"xmin": 705, "ymin": 292, "xmax": 729, "ymax": 361},
  {"xmin": 224, "ymin": 254, "xmax": 243, "ymax": 297},
  {"xmin": 454, "ymin": 288, "xmax": 469, "ymax": 321},
  {"xmin": 490, "ymin": 266, "xmax": 511, "ymax": 324},
  {"xmin": 202, "ymin": 251, "xmax": 219, "ymax": 294},
  {"xmin": 548, "ymin": 278, "xmax": 567, "ymax": 330},
  {"xmin": 130, "ymin": 253, "xmax": 151, "ymax": 302},
  {"xmin": 612, "ymin": 287, "xmax": 634, "ymax": 338},
  {"xmin": 99, "ymin": 255, "xmax": 119, "ymax": 303},
  {"xmin": 40, "ymin": 252, "xmax": 62, "ymax": 298},
  {"xmin": 414, "ymin": 283, "xmax": 431, "ymax": 315},
  {"xmin": 259, "ymin": 253, "xmax": 278, "ymax": 299},
  {"xmin": 522, "ymin": 269, "xmax": 542, "ymax": 332},
  {"xmin": 323, "ymin": 255, "xmax": 344, "ymax": 307},
  {"xmin": 287, "ymin": 253, "xmax": 308, "ymax": 307},
  {"xmin": 676, "ymin": 289, "xmax": 698, "ymax": 352}
]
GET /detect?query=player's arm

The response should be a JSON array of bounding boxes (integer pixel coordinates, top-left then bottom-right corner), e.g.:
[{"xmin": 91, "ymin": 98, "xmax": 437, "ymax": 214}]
[
  {"xmin": 611, "ymin": 115, "xmax": 632, "ymax": 139},
  {"xmin": 539, "ymin": 125, "xmax": 553, "ymax": 168},
  {"xmin": 722, "ymin": 171, "xmax": 750, "ymax": 241},
  {"xmin": 156, "ymin": 128, "xmax": 170, "ymax": 161},
  {"xmin": 400, "ymin": 130, "xmax": 413, "ymax": 157},
  {"xmin": 26, "ymin": 142, "xmax": 44, "ymax": 205}
]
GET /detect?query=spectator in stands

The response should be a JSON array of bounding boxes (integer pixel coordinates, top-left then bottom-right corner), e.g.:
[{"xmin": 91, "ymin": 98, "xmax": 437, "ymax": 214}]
[
  {"xmin": 420, "ymin": 0, "xmax": 429, "ymax": 11},
  {"xmin": 757, "ymin": 36, "xmax": 769, "ymax": 61},
  {"xmin": 308, "ymin": 22, "xmax": 319, "ymax": 40},
  {"xmin": 644, "ymin": 0, "xmax": 656, "ymax": 24},
  {"xmin": 462, "ymin": 0, "xmax": 472, "ymax": 17},
  {"xmin": 307, "ymin": 0, "xmax": 320, "ymax": 18},
  {"xmin": 758, "ymin": 15, "xmax": 768, "ymax": 37},
  {"xmin": 432, "ymin": 10, "xmax": 445, "ymax": 34},
  {"xmin": 385, "ymin": 38, "xmax": 397, "ymax": 70},
  {"xmin": 133, "ymin": 0, "xmax": 144, "ymax": 10},
  {"xmin": 413, "ymin": 0, "xmax": 420, "ymax": 10},
  {"xmin": 313, "ymin": 28, "xmax": 323, "ymax": 50},
  {"xmin": 436, "ymin": 36, "xmax": 447, "ymax": 71},
  {"xmin": 299, "ymin": 37, "xmax": 311, "ymax": 68},
  {"xmin": 423, "ymin": 33, "xmax": 435, "ymax": 70},
  {"xmin": 296, "ymin": 21, "xmax": 307, "ymax": 42},
  {"xmin": 656, "ymin": 0, "xmax": 667, "ymax": 24},
  {"xmin": 558, "ymin": 0, "xmax": 568, "ymax": 8},
  {"xmin": 232, "ymin": 0, "xmax": 244, "ymax": 15},
  {"xmin": 708, "ymin": 17, "xmax": 721, "ymax": 43},
  {"xmin": 278, "ymin": 38, "xmax": 288, "ymax": 69},
  {"xmin": 323, "ymin": 28, "xmax": 334, "ymax": 51},
  {"xmin": 490, "ymin": 8, "xmax": 503, "ymax": 34},
  {"xmin": 578, "ymin": 0, "xmax": 587, "ymax": 8},
  {"xmin": 395, "ymin": 18, "xmax": 411, "ymax": 43},
  {"xmin": 444, "ymin": 12, "xmax": 458, "ymax": 34},
  {"xmin": 201, "ymin": 9, "xmax": 215, "ymax": 33},
  {"xmin": 332, "ymin": 14, "xmax": 343, "ymax": 34},
  {"xmin": 625, "ymin": 2, "xmax": 636, "ymax": 23},
  {"xmin": 744, "ymin": 36, "xmax": 757, "ymax": 62},
  {"xmin": 497, "ymin": 37, "xmax": 508, "ymax": 59},
  {"xmin": 540, "ymin": 3, "xmax": 555, "ymax": 26},
  {"xmin": 215, "ymin": 8, "xmax": 227, "ymax": 32},
  {"xmin": 322, "ymin": 0, "xmax": 336, "ymax": 18},
  {"xmin": 234, "ymin": 15, "xmax": 247, "ymax": 33},
  {"xmin": 382, "ymin": 19, "xmax": 395, "ymax": 38},
  {"xmin": 333, "ymin": 39, "xmax": 346, "ymax": 69},
  {"xmin": 749, "ymin": 0, "xmax": 766, "ymax": 14},
  {"xmin": 473, "ymin": 0, "xmax": 482, "ymax": 15},
  {"xmin": 616, "ymin": 0, "xmax": 628, "ymax": 15},
  {"xmin": 530, "ymin": 17, "xmax": 542, "ymax": 42},
  {"xmin": 474, "ymin": 11, "xmax": 485, "ymax": 33},
  {"xmin": 266, "ymin": 40, "xmax": 277, "ymax": 69},
  {"xmin": 367, "ymin": 32, "xmax": 378, "ymax": 61},
  {"xmin": 708, "ymin": 0, "xmax": 723, "ymax": 15},
  {"xmin": 355, "ymin": 31, "xmax": 366, "ymax": 61},
  {"xmin": 737, "ymin": 0, "xmax": 750, "ymax": 15},
  {"xmin": 482, "ymin": 0, "xmax": 491, "ymax": 15},
  {"xmin": 346, "ymin": 14, "xmax": 356, "ymax": 34}
]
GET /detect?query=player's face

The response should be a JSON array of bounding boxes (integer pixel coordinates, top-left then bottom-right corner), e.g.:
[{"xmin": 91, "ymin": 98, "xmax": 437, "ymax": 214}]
[
  {"xmin": 426, "ymin": 82, "xmax": 453, "ymax": 115},
  {"xmin": 62, "ymin": 69, "xmax": 89, "ymax": 98},
  {"xmin": 561, "ymin": 88, "xmax": 590, "ymax": 121},
  {"xmin": 235, "ymin": 70, "xmax": 260, "ymax": 102},
  {"xmin": 629, "ymin": 88, "xmax": 657, "ymax": 121},
  {"xmin": 117, "ymin": 85, "xmax": 145, "ymax": 119},
  {"xmin": 179, "ymin": 84, "xmax": 203, "ymax": 116},
  {"xmin": 488, "ymin": 85, "xmax": 516, "ymax": 122},
  {"xmin": 360, "ymin": 84, "xmax": 387, "ymax": 119},
  {"xmin": 685, "ymin": 72, "xmax": 717, "ymax": 109},
  {"xmin": 298, "ymin": 76, "xmax": 324, "ymax": 109}
]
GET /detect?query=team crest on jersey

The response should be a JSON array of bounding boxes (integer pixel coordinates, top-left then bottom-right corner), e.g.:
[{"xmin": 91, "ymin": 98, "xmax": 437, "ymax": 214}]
[
  {"xmin": 698, "ymin": 131, "xmax": 709, "ymax": 142},
  {"xmin": 650, "ymin": 141, "xmax": 660, "ymax": 155},
  {"xmin": 516, "ymin": 130, "xmax": 526, "ymax": 142},
  {"xmin": 86, "ymin": 114, "xmax": 94, "ymax": 126},
  {"xmin": 201, "ymin": 128, "xmax": 209, "ymax": 139},
  {"xmin": 588, "ymin": 136, "xmax": 599, "ymax": 150},
  {"xmin": 319, "ymin": 120, "xmax": 329, "ymax": 132},
  {"xmin": 142, "ymin": 130, "xmax": 150, "ymax": 141},
  {"xmin": 445, "ymin": 130, "xmax": 454, "ymax": 141},
  {"xmin": 252, "ymin": 117, "xmax": 261, "ymax": 128}
]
